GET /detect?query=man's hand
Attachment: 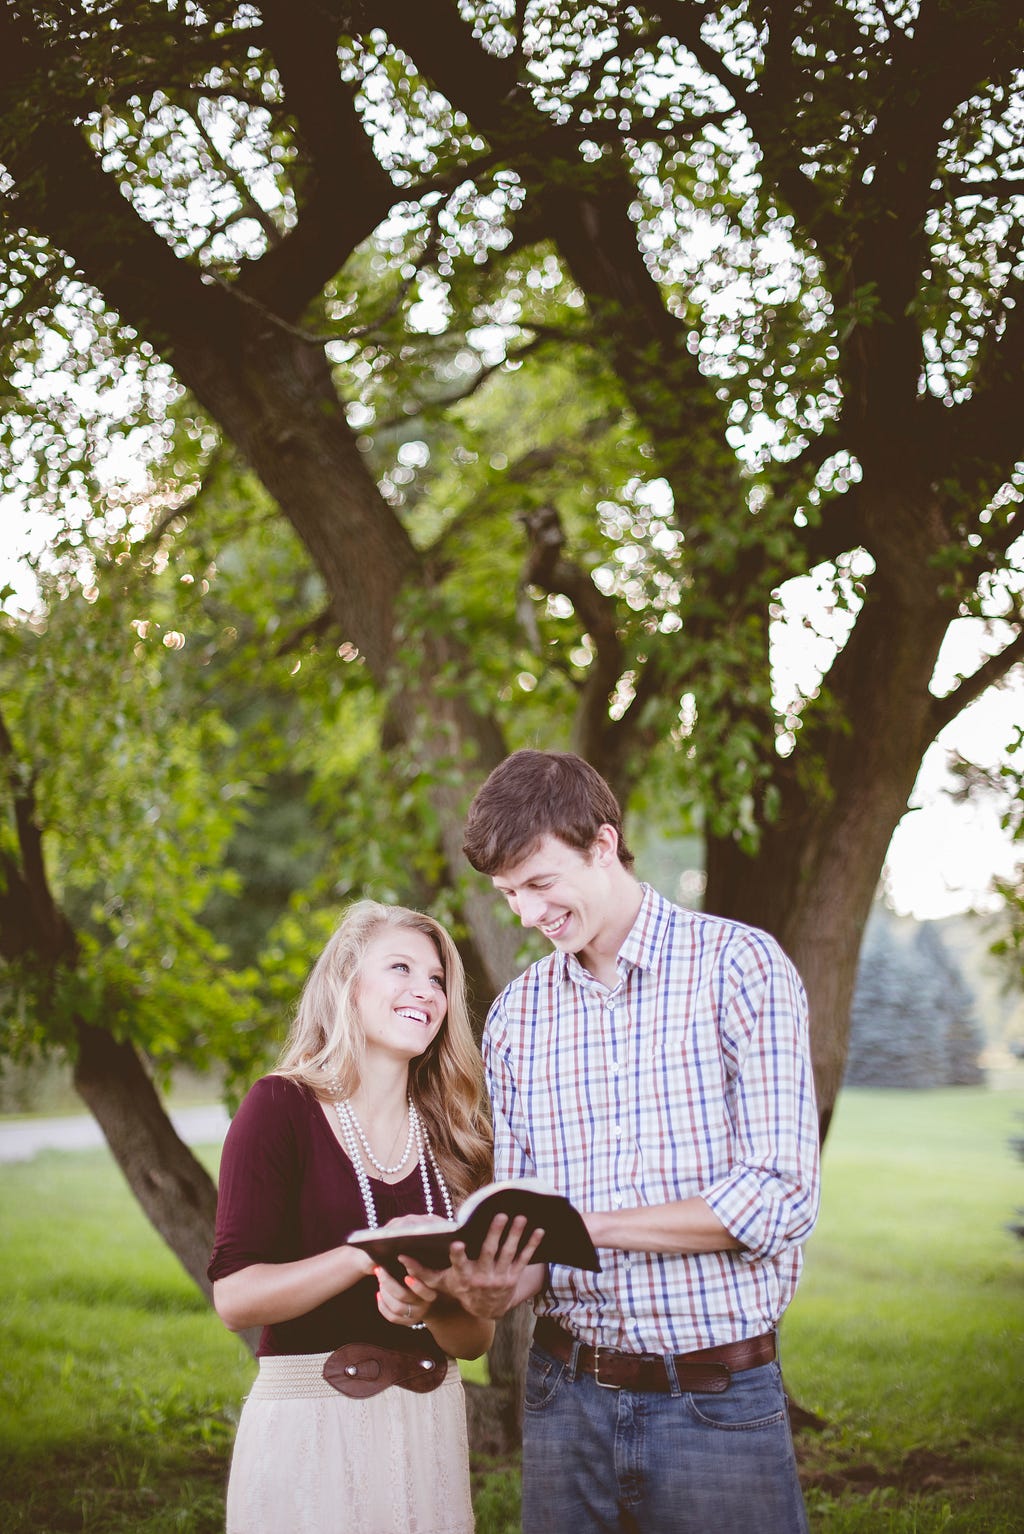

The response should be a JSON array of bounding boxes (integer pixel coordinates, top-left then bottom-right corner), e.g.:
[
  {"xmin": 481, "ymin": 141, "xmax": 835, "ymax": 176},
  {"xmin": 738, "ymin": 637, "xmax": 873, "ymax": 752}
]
[{"xmin": 400, "ymin": 1212, "xmax": 547, "ymax": 1319}]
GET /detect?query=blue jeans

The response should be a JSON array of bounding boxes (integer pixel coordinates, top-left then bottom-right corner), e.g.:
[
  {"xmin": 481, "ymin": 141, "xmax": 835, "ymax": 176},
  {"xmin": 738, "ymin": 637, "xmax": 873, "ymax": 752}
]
[{"xmin": 521, "ymin": 1340, "xmax": 809, "ymax": 1533}]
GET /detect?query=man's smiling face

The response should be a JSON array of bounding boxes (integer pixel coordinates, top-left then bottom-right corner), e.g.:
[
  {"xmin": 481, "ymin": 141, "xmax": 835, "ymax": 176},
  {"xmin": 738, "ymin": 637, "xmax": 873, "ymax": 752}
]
[{"xmin": 491, "ymin": 829, "xmax": 620, "ymax": 960}]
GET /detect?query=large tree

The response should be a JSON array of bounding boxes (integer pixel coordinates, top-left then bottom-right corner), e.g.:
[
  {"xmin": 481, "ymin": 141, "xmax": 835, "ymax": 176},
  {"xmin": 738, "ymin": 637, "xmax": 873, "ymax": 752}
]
[{"xmin": 2, "ymin": 0, "xmax": 1023, "ymax": 1336}]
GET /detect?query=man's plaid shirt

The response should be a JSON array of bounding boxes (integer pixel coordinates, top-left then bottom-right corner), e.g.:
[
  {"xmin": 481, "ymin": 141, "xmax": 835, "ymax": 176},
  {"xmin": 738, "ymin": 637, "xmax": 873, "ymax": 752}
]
[{"xmin": 483, "ymin": 883, "xmax": 821, "ymax": 1355}]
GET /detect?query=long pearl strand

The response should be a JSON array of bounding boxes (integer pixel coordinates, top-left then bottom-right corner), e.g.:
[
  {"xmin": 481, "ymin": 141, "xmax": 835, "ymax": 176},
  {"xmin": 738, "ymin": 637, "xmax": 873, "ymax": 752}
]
[
  {"xmin": 337, "ymin": 1095, "xmax": 414, "ymax": 1176},
  {"xmin": 331, "ymin": 1092, "xmax": 454, "ymax": 1232}
]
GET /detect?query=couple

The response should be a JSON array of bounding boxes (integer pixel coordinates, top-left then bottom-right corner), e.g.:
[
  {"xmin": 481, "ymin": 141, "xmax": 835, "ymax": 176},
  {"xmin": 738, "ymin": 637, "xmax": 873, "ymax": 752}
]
[{"xmin": 209, "ymin": 749, "xmax": 821, "ymax": 1533}]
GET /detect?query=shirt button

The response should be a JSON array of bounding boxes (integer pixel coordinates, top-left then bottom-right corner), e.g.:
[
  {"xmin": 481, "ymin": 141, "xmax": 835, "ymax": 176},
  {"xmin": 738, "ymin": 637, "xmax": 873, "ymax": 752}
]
[
  {"xmin": 613, "ymin": 1193, "xmax": 623, "ymax": 1207},
  {"xmin": 614, "ymin": 1125, "xmax": 622, "ymax": 1138}
]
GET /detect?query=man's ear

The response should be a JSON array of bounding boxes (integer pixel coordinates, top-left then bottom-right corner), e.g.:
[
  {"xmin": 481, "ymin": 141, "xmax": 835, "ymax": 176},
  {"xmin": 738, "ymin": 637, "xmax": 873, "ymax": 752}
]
[{"xmin": 592, "ymin": 824, "xmax": 619, "ymax": 865}]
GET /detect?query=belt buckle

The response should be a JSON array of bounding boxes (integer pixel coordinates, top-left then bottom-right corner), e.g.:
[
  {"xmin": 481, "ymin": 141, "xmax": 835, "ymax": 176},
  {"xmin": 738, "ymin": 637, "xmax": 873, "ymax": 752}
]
[{"xmin": 591, "ymin": 1346, "xmax": 621, "ymax": 1390}]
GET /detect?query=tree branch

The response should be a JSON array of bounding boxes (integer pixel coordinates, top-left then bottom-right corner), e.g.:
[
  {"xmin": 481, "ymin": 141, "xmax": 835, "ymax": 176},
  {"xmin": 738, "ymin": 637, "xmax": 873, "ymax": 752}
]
[
  {"xmin": 0, "ymin": 704, "xmax": 78, "ymax": 966},
  {"xmin": 932, "ymin": 271, "xmax": 1024, "ymax": 505},
  {"xmin": 373, "ymin": 332, "xmax": 558, "ymax": 429},
  {"xmin": 617, "ymin": 105, "xmax": 737, "ymax": 142},
  {"xmin": 650, "ymin": 0, "xmax": 842, "ymax": 247},
  {"xmin": 775, "ymin": 428, "xmax": 872, "ymax": 567},
  {"xmin": 874, "ymin": 0, "xmax": 916, "ymax": 55},
  {"xmin": 928, "ymin": 627, "xmax": 1024, "ymax": 735},
  {"xmin": 398, "ymin": 145, "xmax": 508, "ymax": 207},
  {"xmin": 0, "ymin": 11, "xmax": 237, "ymax": 357},
  {"xmin": 950, "ymin": 499, "xmax": 1024, "ymax": 599},
  {"xmin": 87, "ymin": 10, "xmax": 271, "ymax": 107},
  {"xmin": 274, "ymin": 607, "xmax": 339, "ymax": 656},
  {"xmin": 182, "ymin": 95, "xmax": 286, "ymax": 250},
  {"xmin": 650, "ymin": 1, "xmax": 750, "ymax": 104},
  {"xmin": 597, "ymin": 645, "xmax": 678, "ymax": 804},
  {"xmin": 827, "ymin": 2, "xmax": 1024, "ymax": 449},
  {"xmin": 233, "ymin": 0, "xmax": 399, "ymax": 320},
  {"xmin": 361, "ymin": 0, "xmax": 520, "ymax": 137},
  {"xmin": 977, "ymin": 502, "xmax": 1024, "ymax": 563},
  {"xmin": 797, "ymin": 485, "xmax": 872, "ymax": 570},
  {"xmin": 337, "ymin": 202, "xmax": 448, "ymax": 344}
]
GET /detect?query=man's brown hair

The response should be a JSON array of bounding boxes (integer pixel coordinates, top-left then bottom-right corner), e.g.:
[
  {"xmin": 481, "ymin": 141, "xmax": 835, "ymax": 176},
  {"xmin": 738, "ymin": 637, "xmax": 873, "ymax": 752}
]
[{"xmin": 463, "ymin": 749, "xmax": 635, "ymax": 875}]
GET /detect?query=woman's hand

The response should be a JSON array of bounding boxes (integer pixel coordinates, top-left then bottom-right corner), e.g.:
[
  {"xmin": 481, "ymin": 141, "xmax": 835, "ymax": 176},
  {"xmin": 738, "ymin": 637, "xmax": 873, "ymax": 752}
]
[
  {"xmin": 370, "ymin": 1214, "xmax": 445, "ymax": 1327},
  {"xmin": 374, "ymin": 1262, "xmax": 438, "ymax": 1328}
]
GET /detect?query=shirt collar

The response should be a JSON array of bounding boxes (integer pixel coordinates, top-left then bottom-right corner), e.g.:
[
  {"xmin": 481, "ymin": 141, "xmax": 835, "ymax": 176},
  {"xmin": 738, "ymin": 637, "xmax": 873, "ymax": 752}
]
[
  {"xmin": 617, "ymin": 883, "xmax": 672, "ymax": 972},
  {"xmin": 555, "ymin": 882, "xmax": 671, "ymax": 984}
]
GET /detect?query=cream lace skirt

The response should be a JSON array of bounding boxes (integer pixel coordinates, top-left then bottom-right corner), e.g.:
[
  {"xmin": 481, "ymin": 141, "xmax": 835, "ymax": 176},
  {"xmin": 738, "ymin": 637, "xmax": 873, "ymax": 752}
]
[{"xmin": 226, "ymin": 1351, "xmax": 474, "ymax": 1534}]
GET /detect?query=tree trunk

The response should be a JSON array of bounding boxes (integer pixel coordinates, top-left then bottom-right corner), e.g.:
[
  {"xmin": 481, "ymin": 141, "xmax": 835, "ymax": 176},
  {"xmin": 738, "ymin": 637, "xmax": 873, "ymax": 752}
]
[
  {"xmin": 152, "ymin": 323, "xmax": 524, "ymax": 994},
  {"xmin": 705, "ymin": 578, "xmax": 953, "ymax": 1134},
  {"xmin": 71, "ymin": 1019, "xmax": 262, "ymax": 1356},
  {"xmin": 707, "ymin": 793, "xmax": 896, "ymax": 1141},
  {"xmin": 464, "ymin": 1304, "xmax": 535, "ymax": 1454},
  {"xmin": 72, "ymin": 1022, "xmax": 219, "ymax": 1292}
]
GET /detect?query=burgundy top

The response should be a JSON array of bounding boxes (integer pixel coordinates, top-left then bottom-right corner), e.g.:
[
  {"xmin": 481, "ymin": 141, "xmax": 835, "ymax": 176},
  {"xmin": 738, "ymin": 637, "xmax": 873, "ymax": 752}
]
[{"xmin": 208, "ymin": 1075, "xmax": 446, "ymax": 1357}]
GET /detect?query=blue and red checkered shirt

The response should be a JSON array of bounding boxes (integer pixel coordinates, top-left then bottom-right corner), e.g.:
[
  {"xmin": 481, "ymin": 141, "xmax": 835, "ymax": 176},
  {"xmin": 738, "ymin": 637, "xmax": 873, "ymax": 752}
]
[{"xmin": 483, "ymin": 883, "xmax": 821, "ymax": 1355}]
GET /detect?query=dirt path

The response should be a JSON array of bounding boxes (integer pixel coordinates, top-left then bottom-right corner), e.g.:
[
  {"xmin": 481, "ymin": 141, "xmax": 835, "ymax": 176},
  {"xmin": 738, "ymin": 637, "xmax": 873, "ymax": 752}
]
[{"xmin": 0, "ymin": 1104, "xmax": 229, "ymax": 1162}]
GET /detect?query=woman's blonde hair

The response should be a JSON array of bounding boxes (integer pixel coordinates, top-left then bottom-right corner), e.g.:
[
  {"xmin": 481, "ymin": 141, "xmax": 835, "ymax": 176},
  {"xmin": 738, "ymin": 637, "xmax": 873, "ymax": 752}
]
[{"xmin": 275, "ymin": 900, "xmax": 491, "ymax": 1204}]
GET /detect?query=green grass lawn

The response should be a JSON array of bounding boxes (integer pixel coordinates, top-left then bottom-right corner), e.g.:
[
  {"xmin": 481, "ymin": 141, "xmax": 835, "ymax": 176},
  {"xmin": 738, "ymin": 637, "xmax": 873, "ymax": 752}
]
[
  {"xmin": 0, "ymin": 1144, "xmax": 250, "ymax": 1532},
  {"xmin": 1, "ymin": 1086, "xmax": 1021, "ymax": 1532},
  {"xmin": 784, "ymin": 1087, "xmax": 1024, "ymax": 1532}
]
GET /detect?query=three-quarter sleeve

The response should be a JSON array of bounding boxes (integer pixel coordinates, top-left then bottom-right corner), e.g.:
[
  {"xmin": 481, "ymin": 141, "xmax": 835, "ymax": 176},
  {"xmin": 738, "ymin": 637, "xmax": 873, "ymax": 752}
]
[{"xmin": 207, "ymin": 1075, "xmax": 305, "ymax": 1283}]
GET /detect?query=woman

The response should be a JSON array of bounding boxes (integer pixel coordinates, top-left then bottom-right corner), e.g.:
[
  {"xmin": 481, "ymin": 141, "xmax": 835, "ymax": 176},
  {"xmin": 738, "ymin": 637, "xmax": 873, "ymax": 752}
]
[{"xmin": 209, "ymin": 900, "xmax": 495, "ymax": 1533}]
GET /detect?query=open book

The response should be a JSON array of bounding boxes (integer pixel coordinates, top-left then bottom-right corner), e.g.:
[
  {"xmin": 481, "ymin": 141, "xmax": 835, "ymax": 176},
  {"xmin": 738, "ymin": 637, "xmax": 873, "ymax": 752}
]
[{"xmin": 347, "ymin": 1177, "xmax": 600, "ymax": 1278}]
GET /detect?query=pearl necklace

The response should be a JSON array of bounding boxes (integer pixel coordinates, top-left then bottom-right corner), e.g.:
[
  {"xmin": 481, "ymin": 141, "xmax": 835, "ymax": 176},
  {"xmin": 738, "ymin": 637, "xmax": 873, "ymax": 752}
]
[
  {"xmin": 331, "ymin": 1093, "xmax": 454, "ymax": 1232},
  {"xmin": 336, "ymin": 1095, "xmax": 414, "ymax": 1176}
]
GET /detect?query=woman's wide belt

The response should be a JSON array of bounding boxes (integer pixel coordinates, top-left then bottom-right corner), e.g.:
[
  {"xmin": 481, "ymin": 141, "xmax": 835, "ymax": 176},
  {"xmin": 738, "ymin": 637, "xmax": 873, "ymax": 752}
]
[{"xmin": 322, "ymin": 1341, "xmax": 449, "ymax": 1398}]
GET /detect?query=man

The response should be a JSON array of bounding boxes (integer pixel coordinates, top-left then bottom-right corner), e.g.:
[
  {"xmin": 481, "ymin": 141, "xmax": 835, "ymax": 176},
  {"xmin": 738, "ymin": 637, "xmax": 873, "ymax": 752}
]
[{"xmin": 437, "ymin": 748, "xmax": 820, "ymax": 1533}]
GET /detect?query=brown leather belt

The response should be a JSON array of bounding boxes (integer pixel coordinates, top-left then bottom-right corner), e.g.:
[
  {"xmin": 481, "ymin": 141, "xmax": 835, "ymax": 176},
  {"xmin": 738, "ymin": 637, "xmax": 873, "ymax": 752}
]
[
  {"xmin": 533, "ymin": 1317, "xmax": 776, "ymax": 1394},
  {"xmin": 322, "ymin": 1342, "xmax": 448, "ymax": 1398}
]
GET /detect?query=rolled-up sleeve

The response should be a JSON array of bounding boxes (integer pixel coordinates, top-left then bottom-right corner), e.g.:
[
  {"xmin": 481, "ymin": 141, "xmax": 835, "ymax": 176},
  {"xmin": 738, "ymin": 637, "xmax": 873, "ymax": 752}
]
[{"xmin": 701, "ymin": 932, "xmax": 820, "ymax": 1260}]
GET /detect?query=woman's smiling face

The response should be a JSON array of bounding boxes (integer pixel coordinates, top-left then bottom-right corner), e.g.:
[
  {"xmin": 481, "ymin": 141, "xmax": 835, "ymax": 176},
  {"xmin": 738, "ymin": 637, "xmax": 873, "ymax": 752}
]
[{"xmin": 355, "ymin": 926, "xmax": 448, "ymax": 1063}]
